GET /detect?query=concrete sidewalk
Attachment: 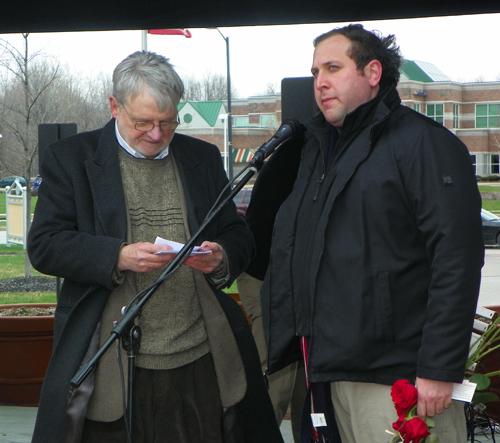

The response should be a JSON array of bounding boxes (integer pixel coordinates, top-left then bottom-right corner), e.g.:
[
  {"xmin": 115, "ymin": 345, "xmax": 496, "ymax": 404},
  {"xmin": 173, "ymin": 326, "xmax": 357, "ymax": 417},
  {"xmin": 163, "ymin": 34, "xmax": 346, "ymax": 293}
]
[
  {"xmin": 0, "ymin": 404, "xmax": 498, "ymax": 442},
  {"xmin": 0, "ymin": 406, "xmax": 37, "ymax": 443},
  {"xmin": 0, "ymin": 406, "xmax": 296, "ymax": 442}
]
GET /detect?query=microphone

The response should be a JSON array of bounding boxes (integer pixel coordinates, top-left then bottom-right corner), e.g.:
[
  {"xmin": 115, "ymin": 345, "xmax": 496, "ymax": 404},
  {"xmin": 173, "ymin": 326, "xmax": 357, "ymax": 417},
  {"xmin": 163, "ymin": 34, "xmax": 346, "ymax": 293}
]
[{"xmin": 250, "ymin": 118, "xmax": 302, "ymax": 165}]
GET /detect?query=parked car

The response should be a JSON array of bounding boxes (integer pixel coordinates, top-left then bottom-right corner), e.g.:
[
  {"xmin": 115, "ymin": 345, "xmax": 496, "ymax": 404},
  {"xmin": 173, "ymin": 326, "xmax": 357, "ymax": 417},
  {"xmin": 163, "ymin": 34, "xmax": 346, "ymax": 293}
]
[
  {"xmin": 0, "ymin": 176, "xmax": 27, "ymax": 188},
  {"xmin": 481, "ymin": 209, "xmax": 500, "ymax": 246},
  {"xmin": 233, "ymin": 187, "xmax": 252, "ymax": 216}
]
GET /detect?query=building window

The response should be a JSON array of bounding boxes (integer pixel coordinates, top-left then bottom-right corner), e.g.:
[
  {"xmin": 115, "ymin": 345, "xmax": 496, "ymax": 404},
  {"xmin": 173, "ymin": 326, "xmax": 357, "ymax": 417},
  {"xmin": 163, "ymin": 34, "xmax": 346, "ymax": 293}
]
[
  {"xmin": 492, "ymin": 154, "xmax": 500, "ymax": 174},
  {"xmin": 234, "ymin": 116, "xmax": 249, "ymax": 127},
  {"xmin": 414, "ymin": 103, "xmax": 420, "ymax": 113},
  {"xmin": 453, "ymin": 104, "xmax": 459, "ymax": 129},
  {"xmin": 471, "ymin": 155, "xmax": 476, "ymax": 175},
  {"xmin": 260, "ymin": 114, "xmax": 277, "ymax": 128},
  {"xmin": 476, "ymin": 104, "xmax": 500, "ymax": 128},
  {"xmin": 426, "ymin": 104, "xmax": 444, "ymax": 124},
  {"xmin": 474, "ymin": 153, "xmax": 490, "ymax": 176}
]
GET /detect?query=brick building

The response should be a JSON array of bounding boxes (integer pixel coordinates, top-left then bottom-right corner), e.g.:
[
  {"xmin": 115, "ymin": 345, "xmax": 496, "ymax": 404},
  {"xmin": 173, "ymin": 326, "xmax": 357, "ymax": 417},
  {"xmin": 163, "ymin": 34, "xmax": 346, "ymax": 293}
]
[
  {"xmin": 398, "ymin": 60, "xmax": 500, "ymax": 177},
  {"xmin": 176, "ymin": 96, "xmax": 281, "ymax": 178},
  {"xmin": 177, "ymin": 60, "xmax": 500, "ymax": 179}
]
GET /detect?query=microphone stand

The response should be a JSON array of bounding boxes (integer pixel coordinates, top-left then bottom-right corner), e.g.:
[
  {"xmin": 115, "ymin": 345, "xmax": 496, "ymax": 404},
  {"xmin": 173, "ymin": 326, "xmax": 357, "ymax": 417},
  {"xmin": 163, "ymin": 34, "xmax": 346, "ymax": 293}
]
[{"xmin": 70, "ymin": 159, "xmax": 265, "ymax": 439}]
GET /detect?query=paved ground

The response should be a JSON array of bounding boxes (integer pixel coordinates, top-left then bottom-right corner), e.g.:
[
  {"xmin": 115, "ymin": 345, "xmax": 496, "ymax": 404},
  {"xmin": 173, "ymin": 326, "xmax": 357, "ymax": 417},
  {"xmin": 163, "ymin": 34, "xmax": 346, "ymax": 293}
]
[
  {"xmin": 478, "ymin": 246, "xmax": 500, "ymax": 308},
  {"xmin": 0, "ymin": 406, "xmax": 294, "ymax": 443},
  {"xmin": 1, "ymin": 404, "xmax": 499, "ymax": 443}
]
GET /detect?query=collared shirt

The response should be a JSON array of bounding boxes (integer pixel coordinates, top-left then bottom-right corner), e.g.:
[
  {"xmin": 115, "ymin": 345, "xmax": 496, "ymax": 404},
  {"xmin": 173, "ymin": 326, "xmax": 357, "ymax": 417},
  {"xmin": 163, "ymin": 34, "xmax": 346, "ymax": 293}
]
[{"xmin": 115, "ymin": 120, "xmax": 170, "ymax": 160}]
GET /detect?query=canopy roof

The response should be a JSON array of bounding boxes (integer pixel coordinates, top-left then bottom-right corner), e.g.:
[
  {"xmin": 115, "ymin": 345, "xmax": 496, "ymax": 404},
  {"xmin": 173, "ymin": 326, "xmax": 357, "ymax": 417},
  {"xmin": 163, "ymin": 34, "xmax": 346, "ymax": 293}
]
[
  {"xmin": 1, "ymin": 0, "xmax": 499, "ymax": 34},
  {"xmin": 400, "ymin": 60, "xmax": 451, "ymax": 83}
]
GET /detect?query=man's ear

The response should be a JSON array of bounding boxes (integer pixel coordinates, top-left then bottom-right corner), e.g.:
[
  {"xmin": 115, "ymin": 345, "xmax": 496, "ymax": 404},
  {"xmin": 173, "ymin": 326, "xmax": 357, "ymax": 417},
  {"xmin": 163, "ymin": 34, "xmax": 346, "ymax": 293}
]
[
  {"xmin": 109, "ymin": 96, "xmax": 120, "ymax": 119},
  {"xmin": 365, "ymin": 60, "xmax": 383, "ymax": 88}
]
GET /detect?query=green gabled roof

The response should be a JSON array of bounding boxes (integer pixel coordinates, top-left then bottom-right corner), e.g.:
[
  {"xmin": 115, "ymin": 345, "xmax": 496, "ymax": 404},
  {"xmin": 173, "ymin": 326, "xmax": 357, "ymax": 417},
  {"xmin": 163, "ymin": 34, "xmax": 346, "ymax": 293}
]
[
  {"xmin": 400, "ymin": 60, "xmax": 450, "ymax": 83},
  {"xmin": 401, "ymin": 60, "xmax": 433, "ymax": 82},
  {"xmin": 178, "ymin": 101, "xmax": 224, "ymax": 127}
]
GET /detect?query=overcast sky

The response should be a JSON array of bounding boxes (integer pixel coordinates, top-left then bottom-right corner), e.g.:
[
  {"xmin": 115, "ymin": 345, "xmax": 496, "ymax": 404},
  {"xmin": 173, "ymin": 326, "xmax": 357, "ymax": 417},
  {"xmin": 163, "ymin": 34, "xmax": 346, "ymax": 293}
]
[{"xmin": 1, "ymin": 13, "xmax": 499, "ymax": 98}]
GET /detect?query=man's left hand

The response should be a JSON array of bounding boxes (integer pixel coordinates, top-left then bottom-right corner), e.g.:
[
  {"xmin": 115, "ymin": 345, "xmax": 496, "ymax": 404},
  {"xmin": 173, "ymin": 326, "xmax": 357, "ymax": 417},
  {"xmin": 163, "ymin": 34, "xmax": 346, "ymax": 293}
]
[
  {"xmin": 415, "ymin": 377, "xmax": 453, "ymax": 419},
  {"xmin": 184, "ymin": 241, "xmax": 224, "ymax": 274}
]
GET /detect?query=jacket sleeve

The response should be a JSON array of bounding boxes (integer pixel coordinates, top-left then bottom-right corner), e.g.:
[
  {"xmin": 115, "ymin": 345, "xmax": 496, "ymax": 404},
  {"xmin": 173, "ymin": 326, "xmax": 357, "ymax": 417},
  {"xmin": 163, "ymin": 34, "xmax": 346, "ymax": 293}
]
[
  {"xmin": 403, "ymin": 122, "xmax": 484, "ymax": 382},
  {"xmin": 27, "ymin": 134, "xmax": 125, "ymax": 291}
]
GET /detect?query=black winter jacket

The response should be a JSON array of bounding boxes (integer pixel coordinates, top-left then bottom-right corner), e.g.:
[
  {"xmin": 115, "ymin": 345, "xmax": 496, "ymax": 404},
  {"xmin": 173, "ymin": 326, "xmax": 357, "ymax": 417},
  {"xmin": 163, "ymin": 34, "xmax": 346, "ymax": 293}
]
[{"xmin": 262, "ymin": 87, "xmax": 484, "ymax": 386}]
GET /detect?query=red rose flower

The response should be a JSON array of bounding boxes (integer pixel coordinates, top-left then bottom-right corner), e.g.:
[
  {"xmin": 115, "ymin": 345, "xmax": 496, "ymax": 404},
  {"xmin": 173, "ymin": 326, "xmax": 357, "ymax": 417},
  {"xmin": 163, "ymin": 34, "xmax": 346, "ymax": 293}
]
[
  {"xmin": 400, "ymin": 417, "xmax": 431, "ymax": 443},
  {"xmin": 392, "ymin": 413, "xmax": 405, "ymax": 432},
  {"xmin": 391, "ymin": 379, "xmax": 418, "ymax": 416}
]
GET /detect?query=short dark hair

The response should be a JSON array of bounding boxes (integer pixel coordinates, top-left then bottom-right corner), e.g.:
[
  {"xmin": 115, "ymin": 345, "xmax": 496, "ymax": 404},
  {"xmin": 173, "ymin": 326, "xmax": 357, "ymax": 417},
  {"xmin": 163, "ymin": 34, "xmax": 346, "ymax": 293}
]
[{"xmin": 314, "ymin": 24, "xmax": 402, "ymax": 89}]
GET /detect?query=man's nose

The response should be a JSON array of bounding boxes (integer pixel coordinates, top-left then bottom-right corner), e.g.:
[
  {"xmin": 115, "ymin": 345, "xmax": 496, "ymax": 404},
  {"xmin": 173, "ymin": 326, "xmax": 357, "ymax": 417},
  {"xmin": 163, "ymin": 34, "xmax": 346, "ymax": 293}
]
[
  {"xmin": 315, "ymin": 73, "xmax": 327, "ymax": 90},
  {"xmin": 148, "ymin": 125, "xmax": 163, "ymax": 139}
]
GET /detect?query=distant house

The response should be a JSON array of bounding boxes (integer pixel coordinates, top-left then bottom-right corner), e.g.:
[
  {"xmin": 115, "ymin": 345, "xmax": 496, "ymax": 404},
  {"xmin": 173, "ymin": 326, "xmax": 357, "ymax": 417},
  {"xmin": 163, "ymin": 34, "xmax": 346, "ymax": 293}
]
[{"xmin": 176, "ymin": 96, "xmax": 281, "ymax": 178}]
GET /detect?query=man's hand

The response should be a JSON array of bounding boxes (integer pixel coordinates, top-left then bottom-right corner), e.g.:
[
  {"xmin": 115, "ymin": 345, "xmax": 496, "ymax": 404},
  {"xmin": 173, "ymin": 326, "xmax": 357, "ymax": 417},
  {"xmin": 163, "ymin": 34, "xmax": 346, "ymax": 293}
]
[
  {"xmin": 118, "ymin": 242, "xmax": 174, "ymax": 273},
  {"xmin": 184, "ymin": 241, "xmax": 224, "ymax": 274},
  {"xmin": 415, "ymin": 377, "xmax": 453, "ymax": 419}
]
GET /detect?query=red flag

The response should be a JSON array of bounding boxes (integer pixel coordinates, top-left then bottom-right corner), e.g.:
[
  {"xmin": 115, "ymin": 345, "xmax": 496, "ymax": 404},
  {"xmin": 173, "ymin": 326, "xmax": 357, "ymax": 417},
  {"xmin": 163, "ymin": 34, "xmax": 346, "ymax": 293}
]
[{"xmin": 148, "ymin": 29, "xmax": 192, "ymax": 38}]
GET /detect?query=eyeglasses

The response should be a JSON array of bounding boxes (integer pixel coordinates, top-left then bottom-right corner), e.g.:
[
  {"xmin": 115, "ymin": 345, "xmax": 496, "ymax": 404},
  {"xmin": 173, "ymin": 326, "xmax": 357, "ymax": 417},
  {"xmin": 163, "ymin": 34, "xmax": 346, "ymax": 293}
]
[{"xmin": 121, "ymin": 104, "xmax": 180, "ymax": 132}]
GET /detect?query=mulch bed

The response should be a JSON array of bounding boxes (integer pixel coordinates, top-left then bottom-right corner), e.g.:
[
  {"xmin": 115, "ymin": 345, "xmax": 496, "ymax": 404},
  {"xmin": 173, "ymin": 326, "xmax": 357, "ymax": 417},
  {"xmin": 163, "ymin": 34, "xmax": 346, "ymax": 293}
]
[
  {"xmin": 0, "ymin": 306, "xmax": 55, "ymax": 316},
  {"xmin": 0, "ymin": 276, "xmax": 57, "ymax": 293}
]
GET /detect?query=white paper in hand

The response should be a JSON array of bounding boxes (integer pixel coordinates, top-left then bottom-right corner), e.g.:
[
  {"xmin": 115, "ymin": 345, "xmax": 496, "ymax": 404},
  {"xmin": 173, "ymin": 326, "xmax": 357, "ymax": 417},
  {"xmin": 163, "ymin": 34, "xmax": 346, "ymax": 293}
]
[{"xmin": 153, "ymin": 237, "xmax": 211, "ymax": 255}]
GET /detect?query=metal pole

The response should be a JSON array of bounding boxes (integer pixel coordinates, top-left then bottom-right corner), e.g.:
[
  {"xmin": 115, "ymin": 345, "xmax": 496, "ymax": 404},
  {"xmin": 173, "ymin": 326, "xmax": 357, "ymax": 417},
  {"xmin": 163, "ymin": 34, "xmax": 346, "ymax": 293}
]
[
  {"xmin": 215, "ymin": 28, "xmax": 233, "ymax": 180},
  {"xmin": 141, "ymin": 30, "xmax": 148, "ymax": 51},
  {"xmin": 225, "ymin": 36, "xmax": 233, "ymax": 180},
  {"xmin": 221, "ymin": 115, "xmax": 228, "ymax": 173}
]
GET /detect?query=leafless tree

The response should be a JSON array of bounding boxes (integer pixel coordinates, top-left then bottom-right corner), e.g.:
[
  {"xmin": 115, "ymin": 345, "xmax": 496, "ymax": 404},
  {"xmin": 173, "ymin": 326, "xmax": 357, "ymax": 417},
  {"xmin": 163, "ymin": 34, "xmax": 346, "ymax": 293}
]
[
  {"xmin": 183, "ymin": 75, "xmax": 203, "ymax": 101},
  {"xmin": 0, "ymin": 35, "xmax": 111, "ymax": 275},
  {"xmin": 264, "ymin": 82, "xmax": 279, "ymax": 96},
  {"xmin": 182, "ymin": 72, "xmax": 238, "ymax": 101},
  {"xmin": 0, "ymin": 34, "xmax": 61, "ymax": 275}
]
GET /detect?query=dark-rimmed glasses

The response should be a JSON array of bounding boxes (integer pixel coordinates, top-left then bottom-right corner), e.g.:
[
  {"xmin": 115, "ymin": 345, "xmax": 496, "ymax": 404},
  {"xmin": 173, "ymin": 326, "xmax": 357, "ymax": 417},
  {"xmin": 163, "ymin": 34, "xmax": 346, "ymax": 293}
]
[{"xmin": 121, "ymin": 104, "xmax": 180, "ymax": 132}]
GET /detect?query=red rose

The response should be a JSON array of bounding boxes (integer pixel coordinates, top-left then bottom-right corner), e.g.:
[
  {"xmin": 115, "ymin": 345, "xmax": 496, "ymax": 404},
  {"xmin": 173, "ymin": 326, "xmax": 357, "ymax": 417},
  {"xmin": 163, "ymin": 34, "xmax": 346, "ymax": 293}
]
[
  {"xmin": 392, "ymin": 413, "xmax": 406, "ymax": 432},
  {"xmin": 391, "ymin": 379, "xmax": 418, "ymax": 416},
  {"xmin": 400, "ymin": 417, "xmax": 431, "ymax": 443}
]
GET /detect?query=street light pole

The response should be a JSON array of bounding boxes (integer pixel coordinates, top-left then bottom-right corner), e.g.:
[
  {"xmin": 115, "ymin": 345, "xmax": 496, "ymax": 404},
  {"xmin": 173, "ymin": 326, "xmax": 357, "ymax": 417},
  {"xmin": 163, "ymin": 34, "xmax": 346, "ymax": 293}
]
[
  {"xmin": 219, "ymin": 114, "xmax": 228, "ymax": 173},
  {"xmin": 215, "ymin": 29, "xmax": 233, "ymax": 180}
]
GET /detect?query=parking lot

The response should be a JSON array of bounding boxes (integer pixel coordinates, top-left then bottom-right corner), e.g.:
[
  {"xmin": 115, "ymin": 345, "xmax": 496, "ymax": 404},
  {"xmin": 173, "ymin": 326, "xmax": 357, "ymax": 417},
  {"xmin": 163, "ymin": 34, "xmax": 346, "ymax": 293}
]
[{"xmin": 478, "ymin": 246, "xmax": 500, "ymax": 308}]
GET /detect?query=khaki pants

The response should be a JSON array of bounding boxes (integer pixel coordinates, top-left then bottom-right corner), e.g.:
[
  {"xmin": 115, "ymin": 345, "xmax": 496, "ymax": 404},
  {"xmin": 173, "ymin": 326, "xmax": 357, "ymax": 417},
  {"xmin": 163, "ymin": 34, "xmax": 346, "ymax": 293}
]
[
  {"xmin": 237, "ymin": 272, "xmax": 306, "ymax": 443},
  {"xmin": 330, "ymin": 381, "xmax": 466, "ymax": 443}
]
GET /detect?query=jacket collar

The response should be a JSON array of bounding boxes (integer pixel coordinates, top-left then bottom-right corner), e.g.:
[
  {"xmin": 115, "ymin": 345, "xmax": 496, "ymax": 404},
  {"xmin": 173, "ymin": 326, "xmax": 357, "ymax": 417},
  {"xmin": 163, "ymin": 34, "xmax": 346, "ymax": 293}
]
[{"xmin": 305, "ymin": 86, "xmax": 401, "ymax": 138}]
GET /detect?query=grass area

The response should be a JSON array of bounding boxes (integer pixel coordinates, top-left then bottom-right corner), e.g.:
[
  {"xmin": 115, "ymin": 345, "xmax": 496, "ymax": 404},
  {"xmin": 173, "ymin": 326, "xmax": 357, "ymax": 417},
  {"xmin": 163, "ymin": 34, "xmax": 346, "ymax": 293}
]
[
  {"xmin": 0, "ymin": 245, "xmax": 42, "ymax": 279},
  {"xmin": 483, "ymin": 200, "xmax": 500, "ymax": 212},
  {"xmin": 0, "ymin": 244, "xmax": 57, "ymax": 305},
  {"xmin": 479, "ymin": 185, "xmax": 500, "ymax": 193},
  {"xmin": 224, "ymin": 281, "xmax": 238, "ymax": 294},
  {"xmin": 0, "ymin": 293, "xmax": 57, "ymax": 305}
]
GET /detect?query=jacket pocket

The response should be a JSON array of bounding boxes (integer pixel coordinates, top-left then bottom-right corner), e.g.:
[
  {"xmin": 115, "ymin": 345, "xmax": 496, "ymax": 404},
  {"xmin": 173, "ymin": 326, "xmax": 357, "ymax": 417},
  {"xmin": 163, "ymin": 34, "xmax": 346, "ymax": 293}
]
[{"xmin": 374, "ymin": 272, "xmax": 396, "ymax": 343}]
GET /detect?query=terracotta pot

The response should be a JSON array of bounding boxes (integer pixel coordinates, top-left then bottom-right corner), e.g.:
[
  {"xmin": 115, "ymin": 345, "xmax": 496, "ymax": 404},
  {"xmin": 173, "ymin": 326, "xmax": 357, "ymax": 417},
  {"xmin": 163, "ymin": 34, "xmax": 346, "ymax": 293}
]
[{"xmin": 0, "ymin": 303, "xmax": 56, "ymax": 406}]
